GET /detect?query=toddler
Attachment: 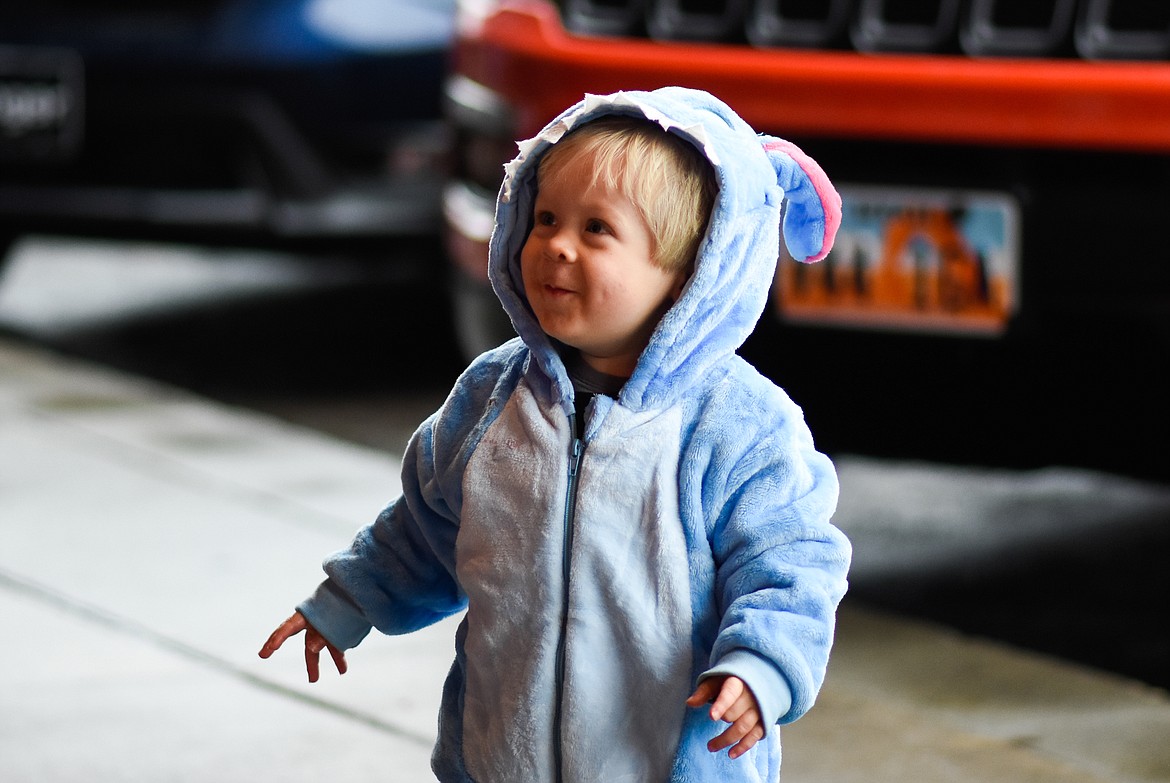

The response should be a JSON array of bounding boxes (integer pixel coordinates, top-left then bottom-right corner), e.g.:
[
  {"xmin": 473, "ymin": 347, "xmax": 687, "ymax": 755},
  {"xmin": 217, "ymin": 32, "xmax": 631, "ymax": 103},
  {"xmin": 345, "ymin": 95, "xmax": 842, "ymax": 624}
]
[{"xmin": 261, "ymin": 86, "xmax": 851, "ymax": 783}]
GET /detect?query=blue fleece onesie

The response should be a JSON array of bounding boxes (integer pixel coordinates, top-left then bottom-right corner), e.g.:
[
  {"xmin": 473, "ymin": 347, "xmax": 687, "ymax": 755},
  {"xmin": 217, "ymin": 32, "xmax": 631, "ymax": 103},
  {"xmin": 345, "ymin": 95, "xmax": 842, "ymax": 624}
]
[{"xmin": 297, "ymin": 86, "xmax": 852, "ymax": 783}]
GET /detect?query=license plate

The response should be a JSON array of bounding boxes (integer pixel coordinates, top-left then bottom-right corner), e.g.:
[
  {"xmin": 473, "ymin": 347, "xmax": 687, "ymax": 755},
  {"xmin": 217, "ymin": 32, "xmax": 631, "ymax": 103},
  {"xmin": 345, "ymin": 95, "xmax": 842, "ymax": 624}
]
[
  {"xmin": 0, "ymin": 45, "xmax": 84, "ymax": 161},
  {"xmin": 775, "ymin": 185, "xmax": 1020, "ymax": 336}
]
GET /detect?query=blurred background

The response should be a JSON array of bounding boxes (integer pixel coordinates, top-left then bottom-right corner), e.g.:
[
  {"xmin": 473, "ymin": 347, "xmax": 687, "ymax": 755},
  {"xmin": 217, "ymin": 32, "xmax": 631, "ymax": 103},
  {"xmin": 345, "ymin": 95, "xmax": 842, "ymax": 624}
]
[{"xmin": 2, "ymin": 0, "xmax": 1167, "ymax": 737}]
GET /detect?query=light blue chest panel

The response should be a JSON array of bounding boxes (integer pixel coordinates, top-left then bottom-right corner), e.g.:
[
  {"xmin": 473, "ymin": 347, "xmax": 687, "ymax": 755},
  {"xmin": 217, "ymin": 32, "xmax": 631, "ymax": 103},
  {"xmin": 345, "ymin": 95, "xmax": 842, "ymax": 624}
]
[{"xmin": 456, "ymin": 376, "xmax": 693, "ymax": 783}]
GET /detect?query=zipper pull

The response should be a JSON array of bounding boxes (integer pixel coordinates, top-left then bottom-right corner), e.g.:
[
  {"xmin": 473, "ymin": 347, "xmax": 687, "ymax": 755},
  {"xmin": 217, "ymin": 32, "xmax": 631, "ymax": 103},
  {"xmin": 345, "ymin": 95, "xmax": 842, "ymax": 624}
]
[{"xmin": 569, "ymin": 438, "xmax": 583, "ymax": 478}]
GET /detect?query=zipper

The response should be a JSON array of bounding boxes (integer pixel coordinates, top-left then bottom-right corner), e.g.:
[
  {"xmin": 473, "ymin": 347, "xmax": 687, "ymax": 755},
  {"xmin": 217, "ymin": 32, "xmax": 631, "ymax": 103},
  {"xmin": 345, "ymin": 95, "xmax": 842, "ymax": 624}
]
[{"xmin": 553, "ymin": 421, "xmax": 584, "ymax": 782}]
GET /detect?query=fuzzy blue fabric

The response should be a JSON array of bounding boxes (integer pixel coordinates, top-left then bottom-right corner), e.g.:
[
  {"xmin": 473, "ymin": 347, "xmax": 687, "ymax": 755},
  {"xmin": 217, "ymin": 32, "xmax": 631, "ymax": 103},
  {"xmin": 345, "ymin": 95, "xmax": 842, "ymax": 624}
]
[{"xmin": 298, "ymin": 87, "xmax": 850, "ymax": 783}]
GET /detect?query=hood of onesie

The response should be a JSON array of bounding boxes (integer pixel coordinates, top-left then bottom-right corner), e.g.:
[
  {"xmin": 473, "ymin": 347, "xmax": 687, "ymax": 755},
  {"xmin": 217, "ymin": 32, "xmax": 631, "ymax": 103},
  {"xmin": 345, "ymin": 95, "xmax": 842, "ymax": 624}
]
[{"xmin": 487, "ymin": 86, "xmax": 841, "ymax": 413}]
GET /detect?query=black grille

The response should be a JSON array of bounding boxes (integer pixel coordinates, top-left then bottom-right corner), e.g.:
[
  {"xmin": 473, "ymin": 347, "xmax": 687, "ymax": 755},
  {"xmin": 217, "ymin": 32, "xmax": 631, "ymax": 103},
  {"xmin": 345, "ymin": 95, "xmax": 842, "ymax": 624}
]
[
  {"xmin": 748, "ymin": 0, "xmax": 851, "ymax": 47},
  {"xmin": 850, "ymin": 0, "xmax": 962, "ymax": 52},
  {"xmin": 563, "ymin": 0, "xmax": 650, "ymax": 37},
  {"xmin": 556, "ymin": 0, "xmax": 1170, "ymax": 60},
  {"xmin": 1077, "ymin": 0, "xmax": 1170, "ymax": 59},
  {"xmin": 960, "ymin": 0, "xmax": 1078, "ymax": 57},
  {"xmin": 647, "ymin": 0, "xmax": 750, "ymax": 40}
]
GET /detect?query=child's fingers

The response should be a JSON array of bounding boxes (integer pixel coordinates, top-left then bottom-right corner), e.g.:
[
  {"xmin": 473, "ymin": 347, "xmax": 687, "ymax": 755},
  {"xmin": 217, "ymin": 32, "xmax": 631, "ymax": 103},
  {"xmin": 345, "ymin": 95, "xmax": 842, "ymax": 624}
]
[
  {"xmin": 304, "ymin": 629, "xmax": 329, "ymax": 683},
  {"xmin": 713, "ymin": 692, "xmax": 755, "ymax": 725},
  {"xmin": 257, "ymin": 631, "xmax": 284, "ymax": 659},
  {"xmin": 706, "ymin": 719, "xmax": 746, "ymax": 752},
  {"xmin": 706, "ymin": 711, "xmax": 764, "ymax": 755},
  {"xmin": 305, "ymin": 643, "xmax": 322, "ymax": 683},
  {"xmin": 257, "ymin": 612, "xmax": 341, "ymax": 683},
  {"xmin": 698, "ymin": 676, "xmax": 765, "ymax": 760},
  {"xmin": 258, "ymin": 613, "xmax": 306, "ymax": 659},
  {"xmin": 303, "ymin": 627, "xmax": 346, "ymax": 681},
  {"xmin": 685, "ymin": 678, "xmax": 722, "ymax": 708},
  {"xmin": 727, "ymin": 722, "xmax": 766, "ymax": 759},
  {"xmin": 327, "ymin": 642, "xmax": 348, "ymax": 675},
  {"xmin": 707, "ymin": 677, "xmax": 746, "ymax": 722}
]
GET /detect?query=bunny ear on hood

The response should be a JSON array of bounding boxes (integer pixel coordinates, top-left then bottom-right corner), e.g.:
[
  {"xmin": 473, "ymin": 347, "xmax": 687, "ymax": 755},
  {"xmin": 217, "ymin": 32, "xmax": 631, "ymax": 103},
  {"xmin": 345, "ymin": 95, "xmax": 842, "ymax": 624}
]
[{"xmin": 760, "ymin": 136, "xmax": 842, "ymax": 263}]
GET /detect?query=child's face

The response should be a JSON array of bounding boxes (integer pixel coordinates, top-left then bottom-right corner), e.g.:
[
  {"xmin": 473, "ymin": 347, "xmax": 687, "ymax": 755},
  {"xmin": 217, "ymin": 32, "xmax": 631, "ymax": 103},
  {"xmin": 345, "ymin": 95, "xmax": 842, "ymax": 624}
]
[{"xmin": 521, "ymin": 147, "xmax": 687, "ymax": 378}]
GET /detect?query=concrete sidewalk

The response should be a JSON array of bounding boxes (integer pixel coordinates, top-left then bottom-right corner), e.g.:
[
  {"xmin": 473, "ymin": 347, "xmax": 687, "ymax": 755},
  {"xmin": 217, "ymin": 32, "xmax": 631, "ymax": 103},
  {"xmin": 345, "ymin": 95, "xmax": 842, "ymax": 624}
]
[{"xmin": 2, "ymin": 335, "xmax": 1168, "ymax": 783}]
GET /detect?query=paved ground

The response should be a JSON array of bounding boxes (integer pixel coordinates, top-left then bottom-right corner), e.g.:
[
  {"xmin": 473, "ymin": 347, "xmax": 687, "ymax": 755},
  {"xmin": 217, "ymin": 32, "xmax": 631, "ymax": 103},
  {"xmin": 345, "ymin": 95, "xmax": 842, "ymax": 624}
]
[{"xmin": 3, "ymin": 336, "xmax": 1170, "ymax": 782}]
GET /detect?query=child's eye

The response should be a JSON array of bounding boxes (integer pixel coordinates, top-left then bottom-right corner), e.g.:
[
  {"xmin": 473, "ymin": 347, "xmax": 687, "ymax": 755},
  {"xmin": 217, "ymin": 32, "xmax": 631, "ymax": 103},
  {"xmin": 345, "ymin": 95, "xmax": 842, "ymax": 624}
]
[
  {"xmin": 535, "ymin": 210, "xmax": 555, "ymax": 227},
  {"xmin": 585, "ymin": 219, "xmax": 609, "ymax": 234}
]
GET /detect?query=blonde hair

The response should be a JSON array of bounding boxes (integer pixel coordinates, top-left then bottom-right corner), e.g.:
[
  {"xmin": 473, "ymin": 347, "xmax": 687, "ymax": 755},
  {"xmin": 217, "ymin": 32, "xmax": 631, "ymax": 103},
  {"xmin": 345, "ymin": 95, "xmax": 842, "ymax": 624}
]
[{"xmin": 536, "ymin": 116, "xmax": 717, "ymax": 273}]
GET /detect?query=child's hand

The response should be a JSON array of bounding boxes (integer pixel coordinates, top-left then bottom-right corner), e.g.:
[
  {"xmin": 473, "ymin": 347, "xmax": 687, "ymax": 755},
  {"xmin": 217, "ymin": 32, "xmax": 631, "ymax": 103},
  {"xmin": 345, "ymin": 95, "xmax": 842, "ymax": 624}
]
[
  {"xmin": 685, "ymin": 675, "xmax": 764, "ymax": 760},
  {"xmin": 259, "ymin": 611, "xmax": 347, "ymax": 683}
]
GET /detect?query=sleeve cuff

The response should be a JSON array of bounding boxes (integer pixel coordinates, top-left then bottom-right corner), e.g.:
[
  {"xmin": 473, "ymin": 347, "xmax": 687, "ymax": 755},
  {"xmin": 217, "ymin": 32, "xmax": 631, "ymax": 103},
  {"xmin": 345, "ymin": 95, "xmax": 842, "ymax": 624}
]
[
  {"xmin": 296, "ymin": 579, "xmax": 373, "ymax": 651},
  {"xmin": 700, "ymin": 648, "xmax": 794, "ymax": 729}
]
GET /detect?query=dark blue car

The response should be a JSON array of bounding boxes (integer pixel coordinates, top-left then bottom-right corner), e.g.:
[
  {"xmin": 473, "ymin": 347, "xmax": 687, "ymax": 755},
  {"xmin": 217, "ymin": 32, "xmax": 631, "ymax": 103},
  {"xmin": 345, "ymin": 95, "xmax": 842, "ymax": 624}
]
[{"xmin": 0, "ymin": 0, "xmax": 455, "ymax": 267}]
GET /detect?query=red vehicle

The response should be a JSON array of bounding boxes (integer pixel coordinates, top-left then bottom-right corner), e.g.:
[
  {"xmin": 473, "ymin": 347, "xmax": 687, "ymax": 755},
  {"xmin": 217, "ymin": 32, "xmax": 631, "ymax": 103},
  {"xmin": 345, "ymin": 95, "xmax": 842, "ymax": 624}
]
[{"xmin": 441, "ymin": 0, "xmax": 1170, "ymax": 479}]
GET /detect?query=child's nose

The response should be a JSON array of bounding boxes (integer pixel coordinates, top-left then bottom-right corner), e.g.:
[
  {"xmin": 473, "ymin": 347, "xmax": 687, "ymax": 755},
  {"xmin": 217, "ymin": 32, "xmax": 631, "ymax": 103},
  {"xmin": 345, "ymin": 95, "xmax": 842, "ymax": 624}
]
[{"xmin": 547, "ymin": 230, "xmax": 575, "ymax": 262}]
